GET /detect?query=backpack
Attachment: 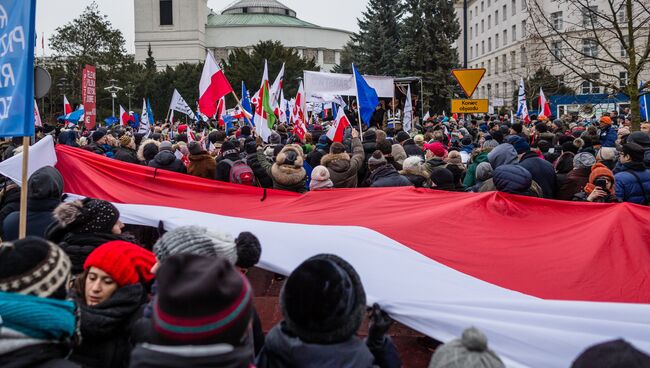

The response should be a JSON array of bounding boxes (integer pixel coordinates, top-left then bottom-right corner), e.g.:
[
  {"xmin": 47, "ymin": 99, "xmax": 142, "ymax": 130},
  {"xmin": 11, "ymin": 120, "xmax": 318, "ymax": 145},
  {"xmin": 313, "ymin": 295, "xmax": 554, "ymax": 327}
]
[{"xmin": 228, "ymin": 159, "xmax": 257, "ymax": 186}]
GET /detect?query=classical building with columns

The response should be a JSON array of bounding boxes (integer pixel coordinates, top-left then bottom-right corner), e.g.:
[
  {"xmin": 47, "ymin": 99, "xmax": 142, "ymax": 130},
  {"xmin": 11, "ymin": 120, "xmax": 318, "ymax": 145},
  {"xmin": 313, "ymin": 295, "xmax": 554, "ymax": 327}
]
[{"xmin": 134, "ymin": 0, "xmax": 352, "ymax": 71}]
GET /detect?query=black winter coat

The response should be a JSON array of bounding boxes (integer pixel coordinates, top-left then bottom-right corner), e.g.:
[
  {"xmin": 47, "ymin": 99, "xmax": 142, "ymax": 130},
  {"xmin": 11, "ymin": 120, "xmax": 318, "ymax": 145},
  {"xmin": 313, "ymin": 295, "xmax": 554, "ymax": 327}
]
[
  {"xmin": 215, "ymin": 152, "xmax": 242, "ymax": 182},
  {"xmin": 246, "ymin": 152, "xmax": 274, "ymax": 188},
  {"xmin": 424, "ymin": 159, "xmax": 456, "ymax": 191},
  {"xmin": 0, "ymin": 186, "xmax": 21, "ymax": 238},
  {"xmin": 519, "ymin": 151, "xmax": 557, "ymax": 199},
  {"xmin": 51, "ymin": 232, "xmax": 125, "ymax": 275},
  {"xmin": 401, "ymin": 139, "xmax": 423, "ymax": 157},
  {"xmin": 369, "ymin": 165, "xmax": 413, "ymax": 188},
  {"xmin": 0, "ymin": 344, "xmax": 79, "ymax": 368},
  {"xmin": 71, "ymin": 284, "xmax": 147, "ymax": 368},
  {"xmin": 148, "ymin": 151, "xmax": 187, "ymax": 174},
  {"xmin": 129, "ymin": 343, "xmax": 253, "ymax": 368},
  {"xmin": 113, "ymin": 147, "xmax": 140, "ymax": 165},
  {"xmin": 3, "ymin": 199, "xmax": 59, "ymax": 241}
]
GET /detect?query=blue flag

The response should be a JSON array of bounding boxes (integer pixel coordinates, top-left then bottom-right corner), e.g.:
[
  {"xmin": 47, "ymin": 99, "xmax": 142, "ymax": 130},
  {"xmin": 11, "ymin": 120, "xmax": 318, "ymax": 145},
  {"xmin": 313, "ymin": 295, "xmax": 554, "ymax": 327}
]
[
  {"xmin": 352, "ymin": 64, "xmax": 379, "ymax": 127},
  {"xmin": 241, "ymin": 81, "xmax": 253, "ymax": 126},
  {"xmin": 0, "ymin": 0, "xmax": 36, "ymax": 137},
  {"xmin": 223, "ymin": 115, "xmax": 235, "ymax": 133},
  {"xmin": 58, "ymin": 106, "xmax": 84, "ymax": 122},
  {"xmin": 104, "ymin": 116, "xmax": 119, "ymax": 126},
  {"xmin": 332, "ymin": 102, "xmax": 338, "ymax": 121},
  {"xmin": 147, "ymin": 98, "xmax": 154, "ymax": 123},
  {"xmin": 640, "ymin": 80, "xmax": 648, "ymax": 122}
]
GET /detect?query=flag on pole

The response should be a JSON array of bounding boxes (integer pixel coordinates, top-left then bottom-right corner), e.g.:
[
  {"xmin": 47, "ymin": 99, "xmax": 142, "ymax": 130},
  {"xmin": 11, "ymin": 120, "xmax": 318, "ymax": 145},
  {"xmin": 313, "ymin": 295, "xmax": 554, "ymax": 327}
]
[
  {"xmin": 517, "ymin": 78, "xmax": 530, "ymax": 124},
  {"xmin": 326, "ymin": 105, "xmax": 351, "ymax": 143},
  {"xmin": 216, "ymin": 97, "xmax": 226, "ymax": 126},
  {"xmin": 291, "ymin": 82, "xmax": 307, "ymax": 141},
  {"xmin": 147, "ymin": 98, "xmax": 154, "ymax": 124},
  {"xmin": 262, "ymin": 80, "xmax": 276, "ymax": 130},
  {"xmin": 241, "ymin": 81, "xmax": 253, "ymax": 126},
  {"xmin": 352, "ymin": 64, "xmax": 379, "ymax": 127},
  {"xmin": 169, "ymin": 89, "xmax": 197, "ymax": 120},
  {"xmin": 270, "ymin": 63, "xmax": 285, "ymax": 102},
  {"xmin": 538, "ymin": 88, "xmax": 551, "ymax": 117},
  {"xmin": 278, "ymin": 90, "xmax": 288, "ymax": 123},
  {"xmin": 58, "ymin": 106, "xmax": 84, "ymax": 125},
  {"xmin": 254, "ymin": 61, "xmax": 273, "ymax": 142},
  {"xmin": 63, "ymin": 95, "xmax": 73, "ymax": 115},
  {"xmin": 34, "ymin": 100, "xmax": 42, "ymax": 127},
  {"xmin": 140, "ymin": 99, "xmax": 151, "ymax": 134},
  {"xmin": 640, "ymin": 80, "xmax": 649, "ymax": 122},
  {"xmin": 120, "ymin": 105, "xmax": 134, "ymax": 126},
  {"xmin": 403, "ymin": 85, "xmax": 413, "ymax": 132},
  {"xmin": 199, "ymin": 51, "xmax": 233, "ymax": 118}
]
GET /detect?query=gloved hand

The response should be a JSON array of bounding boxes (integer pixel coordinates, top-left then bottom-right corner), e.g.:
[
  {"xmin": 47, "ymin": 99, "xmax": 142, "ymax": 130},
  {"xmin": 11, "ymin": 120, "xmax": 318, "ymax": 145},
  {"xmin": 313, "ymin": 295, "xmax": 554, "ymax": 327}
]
[{"xmin": 367, "ymin": 303, "xmax": 393, "ymax": 350}]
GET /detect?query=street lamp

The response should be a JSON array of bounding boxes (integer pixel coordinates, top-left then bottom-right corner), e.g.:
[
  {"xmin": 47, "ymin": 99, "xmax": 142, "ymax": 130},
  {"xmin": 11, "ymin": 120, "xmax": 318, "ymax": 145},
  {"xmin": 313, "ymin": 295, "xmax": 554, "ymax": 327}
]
[
  {"xmin": 104, "ymin": 79, "xmax": 123, "ymax": 117},
  {"xmin": 126, "ymin": 82, "xmax": 134, "ymax": 111}
]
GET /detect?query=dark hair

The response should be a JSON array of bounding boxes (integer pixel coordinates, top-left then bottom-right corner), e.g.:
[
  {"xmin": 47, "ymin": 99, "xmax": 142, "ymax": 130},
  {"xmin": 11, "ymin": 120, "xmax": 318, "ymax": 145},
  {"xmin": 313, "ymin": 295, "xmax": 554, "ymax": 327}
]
[
  {"xmin": 72, "ymin": 268, "xmax": 91, "ymax": 306},
  {"xmin": 535, "ymin": 122, "xmax": 548, "ymax": 133},
  {"xmin": 377, "ymin": 140, "xmax": 393, "ymax": 155},
  {"xmin": 511, "ymin": 123, "xmax": 523, "ymax": 134}
]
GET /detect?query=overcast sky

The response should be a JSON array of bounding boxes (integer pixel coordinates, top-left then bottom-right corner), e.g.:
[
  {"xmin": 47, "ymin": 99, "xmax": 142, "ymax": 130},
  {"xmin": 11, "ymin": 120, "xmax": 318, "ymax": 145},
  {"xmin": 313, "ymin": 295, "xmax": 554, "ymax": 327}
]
[{"xmin": 35, "ymin": 0, "xmax": 367, "ymax": 55}]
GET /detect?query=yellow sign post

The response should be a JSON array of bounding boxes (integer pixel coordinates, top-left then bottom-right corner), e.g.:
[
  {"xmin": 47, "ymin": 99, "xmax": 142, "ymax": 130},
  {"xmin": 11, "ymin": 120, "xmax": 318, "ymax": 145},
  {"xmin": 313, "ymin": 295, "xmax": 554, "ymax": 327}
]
[
  {"xmin": 451, "ymin": 99, "xmax": 489, "ymax": 114},
  {"xmin": 451, "ymin": 69, "xmax": 486, "ymax": 98}
]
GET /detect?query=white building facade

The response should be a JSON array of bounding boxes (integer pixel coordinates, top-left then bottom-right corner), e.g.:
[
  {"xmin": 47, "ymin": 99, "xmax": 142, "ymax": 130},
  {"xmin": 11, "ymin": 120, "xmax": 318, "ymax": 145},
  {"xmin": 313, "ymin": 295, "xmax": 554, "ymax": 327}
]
[
  {"xmin": 134, "ymin": 0, "xmax": 352, "ymax": 71},
  {"xmin": 454, "ymin": 0, "xmax": 650, "ymax": 113}
]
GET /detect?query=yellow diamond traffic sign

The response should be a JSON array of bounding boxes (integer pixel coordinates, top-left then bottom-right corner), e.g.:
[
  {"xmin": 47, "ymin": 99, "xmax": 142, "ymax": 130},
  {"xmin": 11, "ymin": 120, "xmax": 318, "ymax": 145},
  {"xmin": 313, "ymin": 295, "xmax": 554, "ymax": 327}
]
[{"xmin": 451, "ymin": 69, "xmax": 486, "ymax": 98}]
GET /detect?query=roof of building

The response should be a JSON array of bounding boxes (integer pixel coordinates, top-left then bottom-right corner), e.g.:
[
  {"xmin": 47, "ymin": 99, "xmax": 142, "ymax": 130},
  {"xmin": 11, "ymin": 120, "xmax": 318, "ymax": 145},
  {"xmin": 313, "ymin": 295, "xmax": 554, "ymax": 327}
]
[
  {"xmin": 207, "ymin": 12, "xmax": 319, "ymax": 28},
  {"xmin": 221, "ymin": 0, "xmax": 296, "ymax": 17}
]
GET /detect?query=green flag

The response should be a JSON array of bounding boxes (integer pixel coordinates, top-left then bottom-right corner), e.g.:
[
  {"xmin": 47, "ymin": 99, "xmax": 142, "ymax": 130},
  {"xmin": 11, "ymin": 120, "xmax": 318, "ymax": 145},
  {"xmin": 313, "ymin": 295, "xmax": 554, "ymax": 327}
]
[{"xmin": 262, "ymin": 80, "xmax": 276, "ymax": 130}]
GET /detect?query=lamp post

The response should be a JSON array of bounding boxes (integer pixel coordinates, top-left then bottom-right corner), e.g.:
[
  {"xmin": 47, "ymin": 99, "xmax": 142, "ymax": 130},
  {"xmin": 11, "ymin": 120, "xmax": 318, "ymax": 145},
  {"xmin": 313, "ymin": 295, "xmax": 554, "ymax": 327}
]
[
  {"xmin": 104, "ymin": 79, "xmax": 122, "ymax": 117},
  {"xmin": 56, "ymin": 77, "xmax": 68, "ymax": 117},
  {"xmin": 126, "ymin": 82, "xmax": 134, "ymax": 111}
]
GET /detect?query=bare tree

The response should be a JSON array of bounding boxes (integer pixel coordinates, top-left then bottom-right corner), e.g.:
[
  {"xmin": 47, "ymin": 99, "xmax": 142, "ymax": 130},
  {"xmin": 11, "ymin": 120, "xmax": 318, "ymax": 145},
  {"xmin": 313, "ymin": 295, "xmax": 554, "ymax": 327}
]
[{"xmin": 528, "ymin": 0, "xmax": 650, "ymax": 130}]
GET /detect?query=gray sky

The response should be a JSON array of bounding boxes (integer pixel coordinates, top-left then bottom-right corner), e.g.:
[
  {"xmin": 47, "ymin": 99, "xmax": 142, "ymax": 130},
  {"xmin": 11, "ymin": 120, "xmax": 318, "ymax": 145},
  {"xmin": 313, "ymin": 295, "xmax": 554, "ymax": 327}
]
[{"xmin": 35, "ymin": 0, "xmax": 367, "ymax": 55}]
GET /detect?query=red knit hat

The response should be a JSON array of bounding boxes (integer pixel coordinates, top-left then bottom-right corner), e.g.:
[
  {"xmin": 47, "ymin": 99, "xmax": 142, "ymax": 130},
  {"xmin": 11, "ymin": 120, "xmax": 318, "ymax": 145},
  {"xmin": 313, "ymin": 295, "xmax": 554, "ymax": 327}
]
[
  {"xmin": 423, "ymin": 142, "xmax": 448, "ymax": 158},
  {"xmin": 84, "ymin": 241, "xmax": 156, "ymax": 287}
]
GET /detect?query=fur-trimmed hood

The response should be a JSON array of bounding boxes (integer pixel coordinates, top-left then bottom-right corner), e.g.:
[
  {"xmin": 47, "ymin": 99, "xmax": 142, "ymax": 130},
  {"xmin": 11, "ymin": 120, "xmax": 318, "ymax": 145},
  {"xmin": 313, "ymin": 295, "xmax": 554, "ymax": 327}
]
[
  {"xmin": 399, "ymin": 166, "xmax": 430, "ymax": 178},
  {"xmin": 271, "ymin": 164, "xmax": 306, "ymax": 187},
  {"xmin": 275, "ymin": 145, "xmax": 304, "ymax": 168},
  {"xmin": 137, "ymin": 139, "xmax": 160, "ymax": 162},
  {"xmin": 320, "ymin": 152, "xmax": 351, "ymax": 168}
]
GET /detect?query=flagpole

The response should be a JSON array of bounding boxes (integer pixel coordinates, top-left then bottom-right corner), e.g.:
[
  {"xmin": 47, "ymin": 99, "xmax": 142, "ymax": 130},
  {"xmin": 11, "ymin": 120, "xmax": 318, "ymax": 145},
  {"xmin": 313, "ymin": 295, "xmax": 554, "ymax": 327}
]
[
  {"xmin": 18, "ymin": 136, "xmax": 30, "ymax": 239},
  {"xmin": 352, "ymin": 64, "xmax": 364, "ymax": 142},
  {"xmin": 230, "ymin": 91, "xmax": 253, "ymax": 122}
]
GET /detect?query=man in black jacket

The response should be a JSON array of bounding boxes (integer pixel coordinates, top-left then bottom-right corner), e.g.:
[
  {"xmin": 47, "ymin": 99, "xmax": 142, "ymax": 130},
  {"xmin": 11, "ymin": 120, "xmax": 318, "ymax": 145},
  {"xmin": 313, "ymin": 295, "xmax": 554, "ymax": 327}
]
[
  {"xmin": 510, "ymin": 136, "xmax": 557, "ymax": 199},
  {"xmin": 148, "ymin": 141, "xmax": 187, "ymax": 174}
]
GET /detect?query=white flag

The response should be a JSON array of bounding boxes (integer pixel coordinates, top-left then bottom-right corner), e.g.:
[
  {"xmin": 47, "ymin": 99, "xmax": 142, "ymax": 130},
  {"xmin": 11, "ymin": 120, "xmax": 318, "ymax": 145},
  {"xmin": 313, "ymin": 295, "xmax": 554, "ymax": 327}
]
[
  {"xmin": 270, "ymin": 63, "xmax": 285, "ymax": 102},
  {"xmin": 139, "ymin": 98, "xmax": 150, "ymax": 134},
  {"xmin": 34, "ymin": 100, "xmax": 42, "ymax": 127},
  {"xmin": 403, "ymin": 85, "xmax": 413, "ymax": 133},
  {"xmin": 169, "ymin": 89, "xmax": 196, "ymax": 119}
]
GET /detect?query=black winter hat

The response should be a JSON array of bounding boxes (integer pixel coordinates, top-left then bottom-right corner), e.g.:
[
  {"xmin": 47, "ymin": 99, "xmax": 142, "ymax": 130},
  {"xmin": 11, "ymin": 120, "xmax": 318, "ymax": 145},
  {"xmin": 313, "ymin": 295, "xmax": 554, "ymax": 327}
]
[
  {"xmin": 152, "ymin": 254, "xmax": 253, "ymax": 346},
  {"xmin": 221, "ymin": 140, "xmax": 237, "ymax": 154},
  {"xmin": 240, "ymin": 125, "xmax": 252, "ymax": 137},
  {"xmin": 52, "ymin": 198, "xmax": 120, "ymax": 235},
  {"xmin": 623, "ymin": 143, "xmax": 646, "ymax": 162},
  {"xmin": 28, "ymin": 166, "xmax": 64, "ymax": 201},
  {"xmin": 0, "ymin": 237, "xmax": 71, "ymax": 299},
  {"xmin": 396, "ymin": 131, "xmax": 410, "ymax": 143},
  {"xmin": 627, "ymin": 132, "xmax": 650, "ymax": 148},
  {"xmin": 363, "ymin": 129, "xmax": 377, "ymax": 142},
  {"xmin": 188, "ymin": 141, "xmax": 206, "ymax": 156},
  {"xmin": 280, "ymin": 254, "xmax": 366, "ymax": 344},
  {"xmin": 571, "ymin": 339, "xmax": 650, "ymax": 368},
  {"xmin": 561, "ymin": 141, "xmax": 579, "ymax": 154},
  {"xmin": 92, "ymin": 129, "xmax": 107, "ymax": 143},
  {"xmin": 269, "ymin": 133, "xmax": 282, "ymax": 145},
  {"xmin": 143, "ymin": 142, "xmax": 159, "ymax": 161},
  {"xmin": 245, "ymin": 140, "xmax": 257, "ymax": 155}
]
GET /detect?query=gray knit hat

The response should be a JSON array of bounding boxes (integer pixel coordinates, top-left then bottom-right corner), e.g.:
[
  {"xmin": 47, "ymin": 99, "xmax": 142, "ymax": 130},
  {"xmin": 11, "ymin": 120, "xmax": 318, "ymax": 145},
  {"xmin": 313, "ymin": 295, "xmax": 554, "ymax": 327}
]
[
  {"xmin": 153, "ymin": 226, "xmax": 261, "ymax": 268},
  {"xmin": 475, "ymin": 162, "xmax": 494, "ymax": 182},
  {"xmin": 368, "ymin": 150, "xmax": 387, "ymax": 171},
  {"xmin": 573, "ymin": 152, "xmax": 596, "ymax": 169},
  {"xmin": 482, "ymin": 139, "xmax": 499, "ymax": 150},
  {"xmin": 428, "ymin": 327, "xmax": 505, "ymax": 368}
]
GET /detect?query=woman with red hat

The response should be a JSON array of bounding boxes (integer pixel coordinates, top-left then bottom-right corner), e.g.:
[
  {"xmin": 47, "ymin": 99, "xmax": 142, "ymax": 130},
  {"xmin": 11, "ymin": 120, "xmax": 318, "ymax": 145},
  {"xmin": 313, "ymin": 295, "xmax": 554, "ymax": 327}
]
[
  {"xmin": 69, "ymin": 241, "xmax": 156, "ymax": 368},
  {"xmin": 572, "ymin": 163, "xmax": 619, "ymax": 203}
]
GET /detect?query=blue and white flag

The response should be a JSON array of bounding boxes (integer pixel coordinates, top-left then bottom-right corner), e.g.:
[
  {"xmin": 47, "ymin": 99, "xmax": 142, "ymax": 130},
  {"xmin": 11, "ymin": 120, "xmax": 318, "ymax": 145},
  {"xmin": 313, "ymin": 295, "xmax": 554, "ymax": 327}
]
[
  {"xmin": 516, "ymin": 78, "xmax": 530, "ymax": 124},
  {"xmin": 58, "ymin": 106, "xmax": 84, "ymax": 123},
  {"xmin": 352, "ymin": 64, "xmax": 379, "ymax": 127},
  {"xmin": 241, "ymin": 81, "xmax": 253, "ymax": 126},
  {"xmin": 140, "ymin": 99, "xmax": 151, "ymax": 134},
  {"xmin": 640, "ymin": 80, "xmax": 648, "ymax": 122},
  {"xmin": 0, "ymin": 0, "xmax": 37, "ymax": 137}
]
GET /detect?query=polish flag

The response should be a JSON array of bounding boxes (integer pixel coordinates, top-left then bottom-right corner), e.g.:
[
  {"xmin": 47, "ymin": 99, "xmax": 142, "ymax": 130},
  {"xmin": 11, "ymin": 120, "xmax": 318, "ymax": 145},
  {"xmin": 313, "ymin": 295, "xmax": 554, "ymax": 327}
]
[
  {"xmin": 120, "ymin": 105, "xmax": 133, "ymax": 126},
  {"xmin": 291, "ymin": 82, "xmax": 307, "ymax": 140},
  {"xmin": 199, "ymin": 51, "xmax": 233, "ymax": 118},
  {"xmin": 539, "ymin": 87, "xmax": 552, "ymax": 117},
  {"xmin": 63, "ymin": 95, "xmax": 73, "ymax": 115},
  {"xmin": 3, "ymin": 138, "xmax": 649, "ymax": 368},
  {"xmin": 216, "ymin": 97, "xmax": 226, "ymax": 126},
  {"xmin": 326, "ymin": 106, "xmax": 350, "ymax": 143}
]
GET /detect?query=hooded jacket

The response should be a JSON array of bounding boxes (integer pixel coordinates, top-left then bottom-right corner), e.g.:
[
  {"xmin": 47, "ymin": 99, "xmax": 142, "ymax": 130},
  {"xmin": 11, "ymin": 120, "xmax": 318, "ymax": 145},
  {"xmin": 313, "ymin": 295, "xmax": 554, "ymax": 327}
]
[
  {"xmin": 400, "ymin": 166, "xmax": 432, "ymax": 188},
  {"xmin": 148, "ymin": 150, "xmax": 187, "ymax": 174},
  {"xmin": 424, "ymin": 159, "xmax": 456, "ymax": 191},
  {"xmin": 614, "ymin": 162, "xmax": 650, "ymax": 204},
  {"xmin": 369, "ymin": 165, "xmax": 413, "ymax": 188},
  {"xmin": 492, "ymin": 165, "xmax": 538, "ymax": 197},
  {"xmin": 137, "ymin": 139, "xmax": 160, "ymax": 165},
  {"xmin": 487, "ymin": 144, "xmax": 518, "ymax": 169},
  {"xmin": 519, "ymin": 151, "xmax": 557, "ymax": 198},
  {"xmin": 257, "ymin": 145, "xmax": 307, "ymax": 193},
  {"xmin": 3, "ymin": 166, "xmax": 63, "ymax": 241},
  {"xmin": 463, "ymin": 151, "xmax": 490, "ymax": 188},
  {"xmin": 320, "ymin": 138, "xmax": 364, "ymax": 188},
  {"xmin": 557, "ymin": 167, "xmax": 590, "ymax": 200},
  {"xmin": 188, "ymin": 153, "xmax": 217, "ymax": 180},
  {"xmin": 113, "ymin": 147, "xmax": 140, "ymax": 165}
]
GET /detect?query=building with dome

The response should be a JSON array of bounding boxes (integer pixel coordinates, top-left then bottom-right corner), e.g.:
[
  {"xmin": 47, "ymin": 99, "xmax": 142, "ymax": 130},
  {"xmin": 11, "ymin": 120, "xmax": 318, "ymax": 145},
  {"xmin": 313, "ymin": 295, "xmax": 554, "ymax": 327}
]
[{"xmin": 134, "ymin": 0, "xmax": 352, "ymax": 71}]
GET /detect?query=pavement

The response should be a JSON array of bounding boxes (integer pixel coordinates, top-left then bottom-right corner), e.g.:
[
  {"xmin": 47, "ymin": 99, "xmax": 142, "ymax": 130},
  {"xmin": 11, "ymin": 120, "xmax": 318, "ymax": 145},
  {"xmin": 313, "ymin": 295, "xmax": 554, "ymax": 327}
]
[{"xmin": 247, "ymin": 267, "xmax": 439, "ymax": 367}]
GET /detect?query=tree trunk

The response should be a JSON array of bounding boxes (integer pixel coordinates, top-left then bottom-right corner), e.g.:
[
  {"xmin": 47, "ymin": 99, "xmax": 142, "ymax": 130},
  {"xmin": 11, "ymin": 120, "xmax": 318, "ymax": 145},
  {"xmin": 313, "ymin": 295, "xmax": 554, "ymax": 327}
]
[{"xmin": 629, "ymin": 81, "xmax": 641, "ymax": 131}]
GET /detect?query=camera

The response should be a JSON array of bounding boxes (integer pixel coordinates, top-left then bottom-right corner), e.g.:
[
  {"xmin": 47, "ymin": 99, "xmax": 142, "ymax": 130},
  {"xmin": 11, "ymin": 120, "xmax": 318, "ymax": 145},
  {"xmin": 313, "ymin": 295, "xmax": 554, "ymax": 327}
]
[{"xmin": 594, "ymin": 178, "xmax": 608, "ymax": 191}]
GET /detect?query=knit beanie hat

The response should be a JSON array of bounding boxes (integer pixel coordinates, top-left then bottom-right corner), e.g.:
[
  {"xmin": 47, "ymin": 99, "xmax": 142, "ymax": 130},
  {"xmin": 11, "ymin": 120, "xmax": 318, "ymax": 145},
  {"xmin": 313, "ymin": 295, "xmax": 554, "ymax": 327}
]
[
  {"xmin": 53, "ymin": 198, "xmax": 120, "ymax": 234},
  {"xmin": 428, "ymin": 327, "xmax": 505, "ymax": 368},
  {"xmin": 391, "ymin": 144, "xmax": 407, "ymax": 165},
  {"xmin": 598, "ymin": 147, "xmax": 617, "ymax": 161},
  {"xmin": 414, "ymin": 134, "xmax": 425, "ymax": 147},
  {"xmin": 119, "ymin": 135, "xmax": 132, "ymax": 147},
  {"xmin": 280, "ymin": 254, "xmax": 366, "ymax": 344},
  {"xmin": 363, "ymin": 129, "xmax": 377, "ymax": 142},
  {"xmin": 589, "ymin": 163, "xmax": 615, "ymax": 185},
  {"xmin": 0, "ymin": 237, "xmax": 71, "ymax": 299},
  {"xmin": 368, "ymin": 150, "xmax": 387, "ymax": 171},
  {"xmin": 153, "ymin": 226, "xmax": 261, "ymax": 269},
  {"xmin": 310, "ymin": 165, "xmax": 333, "ymax": 190},
  {"xmin": 402, "ymin": 156, "xmax": 423, "ymax": 171},
  {"xmin": 330, "ymin": 142, "xmax": 346, "ymax": 154},
  {"xmin": 573, "ymin": 152, "xmax": 596, "ymax": 169},
  {"xmin": 571, "ymin": 339, "xmax": 650, "ymax": 368},
  {"xmin": 482, "ymin": 139, "xmax": 499, "ymax": 150},
  {"xmin": 84, "ymin": 241, "xmax": 155, "ymax": 287},
  {"xmin": 92, "ymin": 129, "xmax": 107, "ymax": 143},
  {"xmin": 269, "ymin": 133, "xmax": 282, "ymax": 145},
  {"xmin": 396, "ymin": 131, "xmax": 410, "ymax": 143},
  {"xmin": 159, "ymin": 141, "xmax": 173, "ymax": 152},
  {"xmin": 475, "ymin": 162, "xmax": 494, "ymax": 181},
  {"xmin": 599, "ymin": 116, "xmax": 613, "ymax": 126},
  {"xmin": 152, "ymin": 254, "xmax": 253, "ymax": 346},
  {"xmin": 244, "ymin": 140, "xmax": 257, "ymax": 155},
  {"xmin": 424, "ymin": 142, "xmax": 448, "ymax": 158},
  {"xmin": 509, "ymin": 136, "xmax": 530, "ymax": 154}
]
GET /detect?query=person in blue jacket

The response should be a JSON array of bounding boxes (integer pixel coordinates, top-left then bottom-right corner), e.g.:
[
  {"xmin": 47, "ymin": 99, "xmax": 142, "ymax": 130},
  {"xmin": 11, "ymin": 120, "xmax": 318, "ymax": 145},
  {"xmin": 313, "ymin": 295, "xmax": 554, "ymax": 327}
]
[
  {"xmin": 598, "ymin": 116, "xmax": 618, "ymax": 148},
  {"xmin": 614, "ymin": 143, "xmax": 650, "ymax": 205}
]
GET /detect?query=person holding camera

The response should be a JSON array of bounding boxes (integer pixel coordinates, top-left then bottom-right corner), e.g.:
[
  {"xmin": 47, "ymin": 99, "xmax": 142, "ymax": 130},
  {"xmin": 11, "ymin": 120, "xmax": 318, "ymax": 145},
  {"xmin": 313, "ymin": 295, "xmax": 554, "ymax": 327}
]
[{"xmin": 573, "ymin": 163, "xmax": 619, "ymax": 203}]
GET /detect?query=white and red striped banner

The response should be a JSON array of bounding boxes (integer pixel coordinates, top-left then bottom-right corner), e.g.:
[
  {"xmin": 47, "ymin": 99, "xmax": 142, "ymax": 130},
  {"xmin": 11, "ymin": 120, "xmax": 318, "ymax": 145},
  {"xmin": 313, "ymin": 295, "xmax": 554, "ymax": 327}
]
[{"xmin": 17, "ymin": 142, "xmax": 650, "ymax": 367}]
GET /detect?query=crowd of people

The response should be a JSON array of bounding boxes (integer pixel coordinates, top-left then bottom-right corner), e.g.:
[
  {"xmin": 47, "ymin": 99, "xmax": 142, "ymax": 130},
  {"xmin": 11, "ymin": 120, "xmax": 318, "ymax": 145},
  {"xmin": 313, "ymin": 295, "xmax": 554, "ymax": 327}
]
[{"xmin": 1, "ymin": 107, "xmax": 649, "ymax": 367}]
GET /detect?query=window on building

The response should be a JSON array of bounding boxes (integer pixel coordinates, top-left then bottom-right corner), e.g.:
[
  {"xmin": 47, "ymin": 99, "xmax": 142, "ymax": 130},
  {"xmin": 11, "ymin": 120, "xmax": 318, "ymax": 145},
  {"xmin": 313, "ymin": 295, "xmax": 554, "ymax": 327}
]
[
  {"xmin": 481, "ymin": 1, "xmax": 484, "ymax": 11},
  {"xmin": 475, "ymin": 24, "xmax": 478, "ymax": 37},
  {"xmin": 551, "ymin": 11, "xmax": 563, "ymax": 30},
  {"xmin": 521, "ymin": 0, "xmax": 527, "ymax": 10},
  {"xmin": 304, "ymin": 49, "xmax": 318, "ymax": 61},
  {"xmin": 495, "ymin": 33, "xmax": 500, "ymax": 48},
  {"xmin": 494, "ymin": 56, "xmax": 499, "ymax": 74},
  {"xmin": 552, "ymin": 41, "xmax": 563, "ymax": 60},
  {"xmin": 522, "ymin": 20, "xmax": 527, "ymax": 38},
  {"xmin": 323, "ymin": 50, "xmax": 336, "ymax": 64},
  {"xmin": 617, "ymin": 8, "xmax": 627, "ymax": 23},
  {"xmin": 481, "ymin": 20, "xmax": 485, "ymax": 32},
  {"xmin": 503, "ymin": 5, "xmax": 507, "ymax": 21},
  {"xmin": 488, "ymin": 0, "xmax": 491, "ymax": 7},
  {"xmin": 503, "ymin": 30, "xmax": 508, "ymax": 45},
  {"xmin": 512, "ymin": 25, "xmax": 517, "ymax": 42},
  {"xmin": 495, "ymin": 10, "xmax": 499, "ymax": 25},
  {"xmin": 619, "ymin": 71, "xmax": 629, "ymax": 88},
  {"xmin": 488, "ymin": 37, "xmax": 492, "ymax": 52},
  {"xmin": 510, "ymin": 51, "xmax": 516, "ymax": 68},
  {"xmin": 495, "ymin": 83, "xmax": 500, "ymax": 97},
  {"xmin": 503, "ymin": 82, "xmax": 508, "ymax": 97},
  {"xmin": 521, "ymin": 46, "xmax": 527, "ymax": 66},
  {"xmin": 620, "ymin": 43, "xmax": 628, "ymax": 57},
  {"xmin": 488, "ymin": 60, "xmax": 492, "ymax": 75},
  {"xmin": 470, "ymin": 10, "xmax": 473, "ymax": 19},
  {"xmin": 502, "ymin": 55, "xmax": 507, "ymax": 72},
  {"xmin": 582, "ymin": 38, "xmax": 598, "ymax": 57},
  {"xmin": 488, "ymin": 15, "xmax": 492, "ymax": 29},
  {"xmin": 512, "ymin": 80, "xmax": 517, "ymax": 96},
  {"xmin": 582, "ymin": 6, "xmax": 598, "ymax": 27},
  {"xmin": 482, "ymin": 40, "xmax": 485, "ymax": 54},
  {"xmin": 159, "ymin": 0, "xmax": 173, "ymax": 25},
  {"xmin": 470, "ymin": 46, "xmax": 473, "ymax": 59},
  {"xmin": 581, "ymin": 74, "xmax": 600, "ymax": 94},
  {"xmin": 470, "ymin": 27, "xmax": 473, "ymax": 40},
  {"xmin": 511, "ymin": 0, "xmax": 516, "ymax": 15}
]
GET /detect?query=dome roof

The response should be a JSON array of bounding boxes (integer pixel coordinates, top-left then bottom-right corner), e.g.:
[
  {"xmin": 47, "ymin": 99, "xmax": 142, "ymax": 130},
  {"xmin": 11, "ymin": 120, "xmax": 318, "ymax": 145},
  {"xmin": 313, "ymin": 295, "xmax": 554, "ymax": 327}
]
[{"xmin": 222, "ymin": 0, "xmax": 297, "ymax": 18}]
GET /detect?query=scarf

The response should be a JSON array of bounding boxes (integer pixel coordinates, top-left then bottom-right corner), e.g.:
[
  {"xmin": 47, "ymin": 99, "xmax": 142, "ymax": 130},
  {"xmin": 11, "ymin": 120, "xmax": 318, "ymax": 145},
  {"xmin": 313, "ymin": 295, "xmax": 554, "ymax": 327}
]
[{"xmin": 0, "ymin": 292, "xmax": 76, "ymax": 340}]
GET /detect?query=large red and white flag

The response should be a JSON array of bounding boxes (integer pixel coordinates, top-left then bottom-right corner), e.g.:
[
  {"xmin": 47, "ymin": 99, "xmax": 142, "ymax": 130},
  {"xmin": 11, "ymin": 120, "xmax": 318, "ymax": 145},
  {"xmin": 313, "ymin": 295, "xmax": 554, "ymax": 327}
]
[
  {"xmin": 120, "ymin": 105, "xmax": 133, "ymax": 126},
  {"xmin": 326, "ymin": 105, "xmax": 350, "ymax": 143},
  {"xmin": 63, "ymin": 95, "xmax": 73, "ymax": 115},
  {"xmin": 291, "ymin": 82, "xmax": 307, "ymax": 140},
  {"xmin": 5, "ymin": 138, "xmax": 650, "ymax": 368},
  {"xmin": 539, "ymin": 87, "xmax": 552, "ymax": 117},
  {"xmin": 199, "ymin": 51, "xmax": 233, "ymax": 118}
]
